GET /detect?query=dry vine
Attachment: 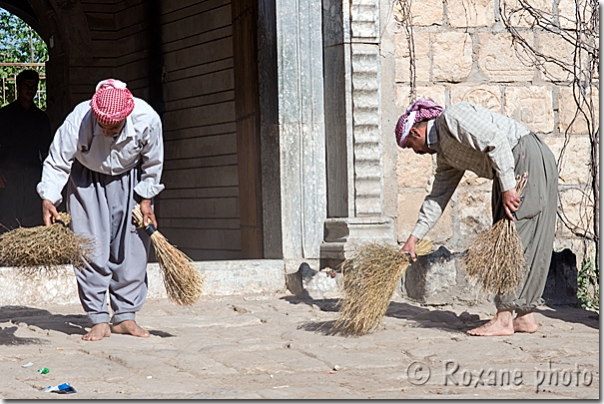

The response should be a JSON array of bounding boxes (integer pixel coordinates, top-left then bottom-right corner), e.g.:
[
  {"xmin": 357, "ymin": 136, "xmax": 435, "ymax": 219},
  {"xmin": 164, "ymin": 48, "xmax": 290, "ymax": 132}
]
[
  {"xmin": 499, "ymin": 0, "xmax": 600, "ymax": 270},
  {"xmin": 392, "ymin": 0, "xmax": 416, "ymax": 102},
  {"xmin": 391, "ymin": 0, "xmax": 599, "ymax": 274}
]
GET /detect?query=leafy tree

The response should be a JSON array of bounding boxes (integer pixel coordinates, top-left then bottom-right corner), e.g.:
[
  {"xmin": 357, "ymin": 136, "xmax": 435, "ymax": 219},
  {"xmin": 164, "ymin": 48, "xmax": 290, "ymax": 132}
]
[{"xmin": 0, "ymin": 8, "xmax": 48, "ymax": 109}]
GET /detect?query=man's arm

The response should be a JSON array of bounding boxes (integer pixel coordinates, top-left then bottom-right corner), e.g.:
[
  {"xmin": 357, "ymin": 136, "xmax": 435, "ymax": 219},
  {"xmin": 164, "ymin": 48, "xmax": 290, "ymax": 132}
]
[
  {"xmin": 401, "ymin": 235, "xmax": 420, "ymax": 261},
  {"xmin": 134, "ymin": 117, "xmax": 165, "ymax": 228},
  {"xmin": 502, "ymin": 188, "xmax": 520, "ymax": 220},
  {"xmin": 402, "ymin": 157, "xmax": 464, "ymax": 259},
  {"xmin": 37, "ymin": 119, "xmax": 79, "ymax": 206},
  {"xmin": 139, "ymin": 198, "xmax": 157, "ymax": 229},
  {"xmin": 42, "ymin": 198, "xmax": 61, "ymax": 226}
]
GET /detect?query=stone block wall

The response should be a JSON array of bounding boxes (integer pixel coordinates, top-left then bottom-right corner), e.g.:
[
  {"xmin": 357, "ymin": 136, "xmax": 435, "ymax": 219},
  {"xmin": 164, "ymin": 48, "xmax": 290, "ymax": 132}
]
[{"xmin": 390, "ymin": 0, "xmax": 598, "ymax": 263}]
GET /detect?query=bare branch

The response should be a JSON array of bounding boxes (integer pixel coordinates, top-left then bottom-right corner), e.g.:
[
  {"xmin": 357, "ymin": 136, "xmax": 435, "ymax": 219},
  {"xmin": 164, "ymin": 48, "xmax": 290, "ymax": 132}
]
[{"xmin": 500, "ymin": 0, "xmax": 599, "ymax": 268}]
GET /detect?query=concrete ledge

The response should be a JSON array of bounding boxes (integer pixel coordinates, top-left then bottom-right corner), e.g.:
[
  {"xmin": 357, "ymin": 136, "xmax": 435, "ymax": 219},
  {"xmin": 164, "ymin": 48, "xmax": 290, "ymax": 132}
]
[
  {"xmin": 187, "ymin": 259, "xmax": 286, "ymax": 296},
  {"xmin": 0, "ymin": 260, "xmax": 287, "ymax": 306},
  {"xmin": 0, "ymin": 265, "xmax": 81, "ymax": 307}
]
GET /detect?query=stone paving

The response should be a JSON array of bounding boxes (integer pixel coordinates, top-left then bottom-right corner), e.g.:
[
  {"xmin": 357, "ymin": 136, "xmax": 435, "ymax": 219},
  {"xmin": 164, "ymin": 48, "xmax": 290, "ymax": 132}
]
[{"xmin": 0, "ymin": 293, "xmax": 599, "ymax": 399}]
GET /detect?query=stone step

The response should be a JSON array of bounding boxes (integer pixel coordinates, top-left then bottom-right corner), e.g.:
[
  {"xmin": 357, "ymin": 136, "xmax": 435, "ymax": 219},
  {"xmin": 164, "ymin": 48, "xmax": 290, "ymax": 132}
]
[
  {"xmin": 0, "ymin": 260, "xmax": 287, "ymax": 306},
  {"xmin": 2, "ymin": 249, "xmax": 578, "ymax": 308},
  {"xmin": 287, "ymin": 247, "xmax": 579, "ymax": 307}
]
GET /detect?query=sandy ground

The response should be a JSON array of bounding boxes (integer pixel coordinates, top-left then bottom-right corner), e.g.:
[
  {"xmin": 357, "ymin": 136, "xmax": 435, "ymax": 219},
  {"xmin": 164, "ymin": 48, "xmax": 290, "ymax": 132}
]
[{"xmin": 0, "ymin": 292, "xmax": 599, "ymax": 399}]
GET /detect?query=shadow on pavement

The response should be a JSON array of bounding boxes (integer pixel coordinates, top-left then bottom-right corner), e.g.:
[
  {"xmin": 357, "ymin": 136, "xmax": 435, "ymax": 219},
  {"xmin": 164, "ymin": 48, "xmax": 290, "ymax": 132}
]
[
  {"xmin": 280, "ymin": 295, "xmax": 340, "ymax": 312},
  {"xmin": 0, "ymin": 306, "xmax": 88, "ymax": 339},
  {"xmin": 283, "ymin": 296, "xmax": 483, "ymax": 335},
  {"xmin": 0, "ymin": 325, "xmax": 46, "ymax": 346},
  {"xmin": 148, "ymin": 329, "xmax": 175, "ymax": 338},
  {"xmin": 386, "ymin": 301, "xmax": 482, "ymax": 334},
  {"xmin": 297, "ymin": 320, "xmax": 340, "ymax": 336},
  {"xmin": 536, "ymin": 304, "xmax": 599, "ymax": 330},
  {"xmin": 284, "ymin": 294, "xmax": 600, "ymax": 337},
  {"xmin": 0, "ymin": 306, "xmax": 175, "ymax": 341}
]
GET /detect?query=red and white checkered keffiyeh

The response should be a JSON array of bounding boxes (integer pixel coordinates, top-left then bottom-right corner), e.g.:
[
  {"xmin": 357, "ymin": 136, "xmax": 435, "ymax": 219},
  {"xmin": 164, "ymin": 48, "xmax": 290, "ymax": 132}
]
[
  {"xmin": 395, "ymin": 99, "xmax": 444, "ymax": 147},
  {"xmin": 90, "ymin": 79, "xmax": 135, "ymax": 126}
]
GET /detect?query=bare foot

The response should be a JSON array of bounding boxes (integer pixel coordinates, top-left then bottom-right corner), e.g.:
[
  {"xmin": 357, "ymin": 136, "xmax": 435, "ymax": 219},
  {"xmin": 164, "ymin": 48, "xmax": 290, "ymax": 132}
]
[
  {"xmin": 467, "ymin": 310, "xmax": 514, "ymax": 336},
  {"xmin": 112, "ymin": 320, "xmax": 150, "ymax": 338},
  {"xmin": 513, "ymin": 312, "xmax": 538, "ymax": 333},
  {"xmin": 82, "ymin": 323, "xmax": 111, "ymax": 341}
]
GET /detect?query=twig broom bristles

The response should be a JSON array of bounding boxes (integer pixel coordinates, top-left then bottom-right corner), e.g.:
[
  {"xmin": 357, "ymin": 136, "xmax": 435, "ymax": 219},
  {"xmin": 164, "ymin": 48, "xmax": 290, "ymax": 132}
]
[
  {"xmin": 132, "ymin": 204, "xmax": 203, "ymax": 306},
  {"xmin": 462, "ymin": 172, "xmax": 529, "ymax": 296},
  {"xmin": 332, "ymin": 239, "xmax": 434, "ymax": 336},
  {"xmin": 0, "ymin": 213, "xmax": 94, "ymax": 274}
]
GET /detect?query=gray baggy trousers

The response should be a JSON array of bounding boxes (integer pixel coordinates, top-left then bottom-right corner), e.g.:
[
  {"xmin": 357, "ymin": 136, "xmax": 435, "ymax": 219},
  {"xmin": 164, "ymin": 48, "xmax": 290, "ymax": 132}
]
[
  {"xmin": 67, "ymin": 160, "xmax": 151, "ymax": 325},
  {"xmin": 492, "ymin": 133, "xmax": 558, "ymax": 313}
]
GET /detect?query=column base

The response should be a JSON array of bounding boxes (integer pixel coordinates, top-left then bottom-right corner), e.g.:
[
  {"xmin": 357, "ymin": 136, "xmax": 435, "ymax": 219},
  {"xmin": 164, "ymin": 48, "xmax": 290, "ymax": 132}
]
[{"xmin": 320, "ymin": 216, "xmax": 395, "ymax": 268}]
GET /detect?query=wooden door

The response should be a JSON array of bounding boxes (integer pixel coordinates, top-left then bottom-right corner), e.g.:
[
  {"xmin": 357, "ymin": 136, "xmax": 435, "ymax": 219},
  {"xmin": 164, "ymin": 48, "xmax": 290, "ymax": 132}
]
[{"xmin": 231, "ymin": 0, "xmax": 264, "ymax": 258}]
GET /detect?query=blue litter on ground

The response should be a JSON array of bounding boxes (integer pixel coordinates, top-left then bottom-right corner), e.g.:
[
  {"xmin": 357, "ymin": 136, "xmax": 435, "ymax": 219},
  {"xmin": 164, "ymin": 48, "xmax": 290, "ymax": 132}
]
[{"xmin": 42, "ymin": 383, "xmax": 77, "ymax": 394}]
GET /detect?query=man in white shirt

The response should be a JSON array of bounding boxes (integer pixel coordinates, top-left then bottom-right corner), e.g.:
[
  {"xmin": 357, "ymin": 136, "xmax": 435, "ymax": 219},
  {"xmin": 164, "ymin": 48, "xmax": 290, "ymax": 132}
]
[{"xmin": 37, "ymin": 79, "xmax": 165, "ymax": 341}]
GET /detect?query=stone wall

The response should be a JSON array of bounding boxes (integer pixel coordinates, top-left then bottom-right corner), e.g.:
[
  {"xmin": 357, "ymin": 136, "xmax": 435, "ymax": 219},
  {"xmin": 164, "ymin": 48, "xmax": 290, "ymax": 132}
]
[{"xmin": 388, "ymin": 0, "xmax": 598, "ymax": 263}]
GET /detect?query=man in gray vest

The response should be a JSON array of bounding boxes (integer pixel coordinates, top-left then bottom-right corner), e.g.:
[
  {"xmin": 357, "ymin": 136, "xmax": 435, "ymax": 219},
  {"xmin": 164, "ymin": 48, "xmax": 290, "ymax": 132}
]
[{"xmin": 397, "ymin": 99, "xmax": 558, "ymax": 336}]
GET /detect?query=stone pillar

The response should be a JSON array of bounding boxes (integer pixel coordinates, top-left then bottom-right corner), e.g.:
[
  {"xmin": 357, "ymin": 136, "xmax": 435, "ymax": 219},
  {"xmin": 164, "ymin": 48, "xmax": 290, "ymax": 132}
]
[
  {"xmin": 258, "ymin": 0, "xmax": 282, "ymax": 259},
  {"xmin": 321, "ymin": 0, "xmax": 395, "ymax": 267},
  {"xmin": 275, "ymin": 0, "xmax": 327, "ymax": 272}
]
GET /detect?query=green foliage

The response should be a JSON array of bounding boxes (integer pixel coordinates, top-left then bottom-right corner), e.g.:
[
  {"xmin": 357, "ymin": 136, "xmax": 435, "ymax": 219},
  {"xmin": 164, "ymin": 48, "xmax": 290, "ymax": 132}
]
[
  {"xmin": 0, "ymin": 8, "xmax": 48, "ymax": 109},
  {"xmin": 577, "ymin": 251, "xmax": 599, "ymax": 311}
]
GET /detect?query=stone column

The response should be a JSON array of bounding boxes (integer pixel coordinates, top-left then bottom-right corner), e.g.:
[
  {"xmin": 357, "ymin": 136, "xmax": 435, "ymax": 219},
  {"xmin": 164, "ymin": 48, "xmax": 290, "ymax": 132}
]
[
  {"xmin": 274, "ymin": 0, "xmax": 327, "ymax": 272},
  {"xmin": 321, "ymin": 0, "xmax": 395, "ymax": 267}
]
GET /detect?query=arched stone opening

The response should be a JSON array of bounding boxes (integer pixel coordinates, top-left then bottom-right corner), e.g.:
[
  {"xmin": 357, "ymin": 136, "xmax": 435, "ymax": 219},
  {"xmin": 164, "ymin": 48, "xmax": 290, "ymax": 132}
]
[{"xmin": 0, "ymin": 0, "xmax": 92, "ymax": 130}]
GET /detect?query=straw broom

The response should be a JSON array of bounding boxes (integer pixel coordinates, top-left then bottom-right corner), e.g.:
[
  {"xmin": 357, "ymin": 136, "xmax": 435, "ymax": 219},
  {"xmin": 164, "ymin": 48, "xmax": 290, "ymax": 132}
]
[
  {"xmin": 132, "ymin": 204, "xmax": 203, "ymax": 306},
  {"xmin": 462, "ymin": 172, "xmax": 529, "ymax": 296},
  {"xmin": 332, "ymin": 239, "xmax": 434, "ymax": 336},
  {"xmin": 0, "ymin": 213, "xmax": 94, "ymax": 275}
]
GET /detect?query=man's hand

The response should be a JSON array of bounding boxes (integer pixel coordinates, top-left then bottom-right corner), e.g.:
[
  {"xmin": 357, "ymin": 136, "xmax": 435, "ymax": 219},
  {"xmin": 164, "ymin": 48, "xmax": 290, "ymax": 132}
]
[
  {"xmin": 42, "ymin": 199, "xmax": 60, "ymax": 226},
  {"xmin": 0, "ymin": 171, "xmax": 6, "ymax": 188},
  {"xmin": 140, "ymin": 198, "xmax": 158, "ymax": 229},
  {"xmin": 401, "ymin": 235, "xmax": 419, "ymax": 261},
  {"xmin": 502, "ymin": 188, "xmax": 521, "ymax": 220}
]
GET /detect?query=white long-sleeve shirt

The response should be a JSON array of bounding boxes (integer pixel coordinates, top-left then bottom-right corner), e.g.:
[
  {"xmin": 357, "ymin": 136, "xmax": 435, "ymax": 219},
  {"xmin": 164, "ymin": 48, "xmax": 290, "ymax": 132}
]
[
  {"xmin": 37, "ymin": 97, "xmax": 165, "ymax": 205},
  {"xmin": 411, "ymin": 102, "xmax": 531, "ymax": 240}
]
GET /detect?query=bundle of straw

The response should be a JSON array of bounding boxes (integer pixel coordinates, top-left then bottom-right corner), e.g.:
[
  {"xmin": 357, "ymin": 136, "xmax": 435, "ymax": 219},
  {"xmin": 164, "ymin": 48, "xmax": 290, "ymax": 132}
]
[
  {"xmin": 462, "ymin": 172, "xmax": 529, "ymax": 296},
  {"xmin": 333, "ymin": 239, "xmax": 434, "ymax": 336},
  {"xmin": 0, "ymin": 213, "xmax": 94, "ymax": 274},
  {"xmin": 132, "ymin": 204, "xmax": 203, "ymax": 306}
]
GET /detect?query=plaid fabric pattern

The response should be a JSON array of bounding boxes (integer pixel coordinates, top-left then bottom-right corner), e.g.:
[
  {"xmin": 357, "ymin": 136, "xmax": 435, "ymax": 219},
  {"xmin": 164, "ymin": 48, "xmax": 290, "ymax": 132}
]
[
  {"xmin": 410, "ymin": 102, "xmax": 531, "ymax": 240},
  {"xmin": 395, "ymin": 99, "xmax": 444, "ymax": 147},
  {"xmin": 90, "ymin": 79, "xmax": 135, "ymax": 126}
]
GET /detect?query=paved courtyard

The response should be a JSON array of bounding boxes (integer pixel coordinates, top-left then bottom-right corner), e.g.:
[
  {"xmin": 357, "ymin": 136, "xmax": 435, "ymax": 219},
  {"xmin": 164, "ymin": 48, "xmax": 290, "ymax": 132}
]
[{"xmin": 0, "ymin": 292, "xmax": 599, "ymax": 399}]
